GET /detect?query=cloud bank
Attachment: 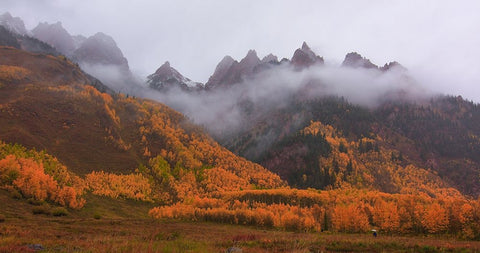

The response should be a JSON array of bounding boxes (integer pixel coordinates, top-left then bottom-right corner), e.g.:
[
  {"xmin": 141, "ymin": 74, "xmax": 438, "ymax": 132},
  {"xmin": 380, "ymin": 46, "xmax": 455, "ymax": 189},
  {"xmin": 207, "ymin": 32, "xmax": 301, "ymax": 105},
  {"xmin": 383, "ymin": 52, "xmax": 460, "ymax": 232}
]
[{"xmin": 142, "ymin": 63, "xmax": 430, "ymax": 138}]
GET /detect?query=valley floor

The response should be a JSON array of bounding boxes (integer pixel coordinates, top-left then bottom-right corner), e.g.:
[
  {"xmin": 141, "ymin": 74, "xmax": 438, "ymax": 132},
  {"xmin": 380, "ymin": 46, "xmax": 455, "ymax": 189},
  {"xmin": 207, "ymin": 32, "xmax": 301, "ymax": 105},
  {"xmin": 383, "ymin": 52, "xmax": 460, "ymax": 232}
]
[
  {"xmin": 1, "ymin": 191, "xmax": 480, "ymax": 252},
  {"xmin": 1, "ymin": 218, "xmax": 480, "ymax": 252}
]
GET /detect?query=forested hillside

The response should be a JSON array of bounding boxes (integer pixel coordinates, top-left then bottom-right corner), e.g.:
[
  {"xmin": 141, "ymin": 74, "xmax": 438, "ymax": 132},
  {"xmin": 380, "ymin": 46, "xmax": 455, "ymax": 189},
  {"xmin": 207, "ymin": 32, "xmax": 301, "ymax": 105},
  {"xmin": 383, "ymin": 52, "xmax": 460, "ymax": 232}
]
[
  {"xmin": 222, "ymin": 96, "xmax": 480, "ymax": 197},
  {"xmin": 0, "ymin": 46, "xmax": 283, "ymax": 205}
]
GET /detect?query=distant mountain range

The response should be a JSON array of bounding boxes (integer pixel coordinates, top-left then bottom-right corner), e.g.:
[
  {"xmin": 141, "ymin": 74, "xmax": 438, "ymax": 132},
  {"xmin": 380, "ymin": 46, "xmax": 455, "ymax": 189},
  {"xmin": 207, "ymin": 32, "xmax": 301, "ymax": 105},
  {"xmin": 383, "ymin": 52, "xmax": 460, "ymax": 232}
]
[
  {"xmin": 0, "ymin": 12, "xmax": 139, "ymax": 94},
  {"xmin": 146, "ymin": 41, "xmax": 406, "ymax": 92}
]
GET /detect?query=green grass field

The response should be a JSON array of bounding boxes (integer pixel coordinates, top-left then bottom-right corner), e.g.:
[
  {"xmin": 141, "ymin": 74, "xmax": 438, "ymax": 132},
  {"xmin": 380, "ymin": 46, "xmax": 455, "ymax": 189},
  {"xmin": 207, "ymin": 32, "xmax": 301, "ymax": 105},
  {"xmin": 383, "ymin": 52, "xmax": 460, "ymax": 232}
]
[{"xmin": 1, "ymin": 190, "xmax": 479, "ymax": 252}]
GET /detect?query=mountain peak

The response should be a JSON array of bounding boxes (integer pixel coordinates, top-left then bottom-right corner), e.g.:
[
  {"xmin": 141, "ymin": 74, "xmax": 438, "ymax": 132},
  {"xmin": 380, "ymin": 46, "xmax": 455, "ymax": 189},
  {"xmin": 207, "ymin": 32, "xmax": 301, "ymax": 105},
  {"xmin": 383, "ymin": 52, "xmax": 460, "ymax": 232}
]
[
  {"xmin": 89, "ymin": 32, "xmax": 118, "ymax": 48},
  {"xmin": 242, "ymin": 49, "xmax": 261, "ymax": 64},
  {"xmin": 32, "ymin": 21, "xmax": 75, "ymax": 55},
  {"xmin": 0, "ymin": 12, "xmax": 28, "ymax": 35},
  {"xmin": 205, "ymin": 56, "xmax": 237, "ymax": 89},
  {"xmin": 261, "ymin": 53, "xmax": 279, "ymax": 63},
  {"xmin": 160, "ymin": 61, "xmax": 170, "ymax": 68},
  {"xmin": 153, "ymin": 61, "xmax": 175, "ymax": 76},
  {"xmin": 247, "ymin": 49, "xmax": 257, "ymax": 57},
  {"xmin": 291, "ymin": 42, "xmax": 324, "ymax": 69},
  {"xmin": 238, "ymin": 49, "xmax": 261, "ymax": 73},
  {"xmin": 218, "ymin": 55, "xmax": 235, "ymax": 67},
  {"xmin": 73, "ymin": 32, "xmax": 128, "ymax": 68},
  {"xmin": 380, "ymin": 61, "xmax": 406, "ymax": 72},
  {"xmin": 148, "ymin": 61, "xmax": 201, "ymax": 91},
  {"xmin": 342, "ymin": 52, "xmax": 378, "ymax": 69},
  {"xmin": 92, "ymin": 32, "xmax": 111, "ymax": 39},
  {"xmin": 205, "ymin": 50, "xmax": 262, "ymax": 89},
  {"xmin": 301, "ymin": 41, "xmax": 310, "ymax": 50}
]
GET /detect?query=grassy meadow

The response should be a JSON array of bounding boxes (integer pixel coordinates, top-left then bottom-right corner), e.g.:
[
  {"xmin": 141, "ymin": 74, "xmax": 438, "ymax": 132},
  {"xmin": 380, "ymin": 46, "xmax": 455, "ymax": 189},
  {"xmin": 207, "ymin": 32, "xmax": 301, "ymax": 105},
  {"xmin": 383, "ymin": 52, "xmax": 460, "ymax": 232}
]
[{"xmin": 1, "ymin": 190, "xmax": 479, "ymax": 253}]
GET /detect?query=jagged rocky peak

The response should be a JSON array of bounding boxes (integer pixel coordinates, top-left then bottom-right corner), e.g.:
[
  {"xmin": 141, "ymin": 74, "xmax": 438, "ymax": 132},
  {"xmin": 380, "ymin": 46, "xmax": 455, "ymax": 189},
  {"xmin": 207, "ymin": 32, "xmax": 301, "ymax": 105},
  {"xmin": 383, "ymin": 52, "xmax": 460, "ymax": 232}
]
[
  {"xmin": 72, "ymin": 32, "xmax": 129, "ymax": 69},
  {"xmin": 291, "ymin": 41, "xmax": 324, "ymax": 68},
  {"xmin": 148, "ymin": 61, "xmax": 202, "ymax": 91},
  {"xmin": 301, "ymin": 41, "xmax": 309, "ymax": 50},
  {"xmin": 380, "ymin": 61, "xmax": 406, "ymax": 72},
  {"xmin": 237, "ymin": 49, "xmax": 262, "ymax": 76},
  {"xmin": 152, "ymin": 61, "xmax": 178, "ymax": 78},
  {"xmin": 253, "ymin": 53, "xmax": 281, "ymax": 73},
  {"xmin": 205, "ymin": 50, "xmax": 261, "ymax": 89},
  {"xmin": 216, "ymin": 55, "xmax": 236, "ymax": 72},
  {"xmin": 342, "ymin": 52, "xmax": 378, "ymax": 69},
  {"xmin": 205, "ymin": 55, "xmax": 237, "ymax": 89},
  {"xmin": 0, "ymin": 12, "xmax": 28, "ymax": 35},
  {"xmin": 87, "ymin": 32, "xmax": 118, "ymax": 48},
  {"xmin": 261, "ymin": 53, "xmax": 279, "ymax": 64},
  {"xmin": 233, "ymin": 50, "xmax": 262, "ymax": 80},
  {"xmin": 32, "ymin": 21, "xmax": 76, "ymax": 55},
  {"xmin": 240, "ymin": 49, "xmax": 261, "ymax": 66}
]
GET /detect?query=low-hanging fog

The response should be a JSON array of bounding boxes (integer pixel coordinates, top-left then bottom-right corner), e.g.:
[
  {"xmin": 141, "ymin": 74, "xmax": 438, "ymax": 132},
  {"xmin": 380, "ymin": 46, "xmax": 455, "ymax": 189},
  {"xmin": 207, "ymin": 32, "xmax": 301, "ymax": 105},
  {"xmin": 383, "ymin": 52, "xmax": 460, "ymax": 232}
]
[{"xmin": 140, "ymin": 62, "xmax": 430, "ymax": 138}]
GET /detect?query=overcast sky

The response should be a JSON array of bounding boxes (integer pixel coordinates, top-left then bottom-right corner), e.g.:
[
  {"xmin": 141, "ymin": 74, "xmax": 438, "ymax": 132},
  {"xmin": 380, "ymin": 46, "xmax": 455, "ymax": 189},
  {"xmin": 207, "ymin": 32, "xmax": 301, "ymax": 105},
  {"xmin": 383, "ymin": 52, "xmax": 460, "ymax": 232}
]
[{"xmin": 2, "ymin": 0, "xmax": 480, "ymax": 101}]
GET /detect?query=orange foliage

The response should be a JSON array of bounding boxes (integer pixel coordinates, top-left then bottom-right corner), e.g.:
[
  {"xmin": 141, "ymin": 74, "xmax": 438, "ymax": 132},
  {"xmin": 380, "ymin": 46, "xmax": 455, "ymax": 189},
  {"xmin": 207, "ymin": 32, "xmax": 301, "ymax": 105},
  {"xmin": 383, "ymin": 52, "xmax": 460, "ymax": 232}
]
[
  {"xmin": 0, "ymin": 155, "xmax": 85, "ymax": 208},
  {"xmin": 372, "ymin": 199, "xmax": 400, "ymax": 232},
  {"xmin": 302, "ymin": 121, "xmax": 464, "ymax": 198},
  {"xmin": 127, "ymin": 99, "xmax": 284, "ymax": 203},
  {"xmin": 85, "ymin": 171, "xmax": 152, "ymax": 201},
  {"xmin": 331, "ymin": 203, "xmax": 370, "ymax": 232},
  {"xmin": 150, "ymin": 188, "xmax": 480, "ymax": 237},
  {"xmin": 202, "ymin": 167, "xmax": 250, "ymax": 193},
  {"xmin": 420, "ymin": 203, "xmax": 449, "ymax": 233},
  {"xmin": 0, "ymin": 65, "xmax": 31, "ymax": 82}
]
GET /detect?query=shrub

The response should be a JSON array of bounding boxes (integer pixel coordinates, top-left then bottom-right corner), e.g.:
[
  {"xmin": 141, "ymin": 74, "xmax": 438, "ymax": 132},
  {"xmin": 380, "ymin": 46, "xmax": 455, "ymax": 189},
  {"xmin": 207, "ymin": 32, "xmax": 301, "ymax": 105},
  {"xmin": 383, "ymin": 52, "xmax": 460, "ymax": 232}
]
[
  {"xmin": 32, "ymin": 205, "xmax": 50, "ymax": 215},
  {"xmin": 9, "ymin": 189, "xmax": 22, "ymax": 199},
  {"xmin": 93, "ymin": 213, "xmax": 102, "ymax": 219},
  {"xmin": 51, "ymin": 207, "xmax": 69, "ymax": 216},
  {"xmin": 28, "ymin": 198, "xmax": 45, "ymax": 206}
]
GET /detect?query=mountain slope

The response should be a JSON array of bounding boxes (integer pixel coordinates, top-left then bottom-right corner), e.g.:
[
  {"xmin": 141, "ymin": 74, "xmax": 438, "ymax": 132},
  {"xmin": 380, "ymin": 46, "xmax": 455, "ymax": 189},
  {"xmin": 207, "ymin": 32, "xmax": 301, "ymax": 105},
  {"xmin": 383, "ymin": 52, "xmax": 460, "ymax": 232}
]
[
  {"xmin": 222, "ymin": 95, "xmax": 480, "ymax": 197},
  {"xmin": 0, "ymin": 12, "xmax": 28, "ymax": 35},
  {"xmin": 0, "ymin": 13, "xmax": 140, "ymax": 94},
  {"xmin": 0, "ymin": 46, "xmax": 284, "ymax": 200},
  {"xmin": 0, "ymin": 24, "xmax": 59, "ymax": 56}
]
